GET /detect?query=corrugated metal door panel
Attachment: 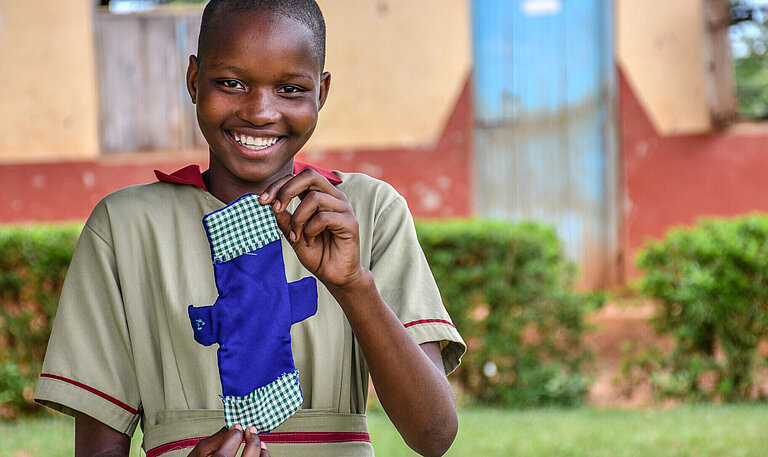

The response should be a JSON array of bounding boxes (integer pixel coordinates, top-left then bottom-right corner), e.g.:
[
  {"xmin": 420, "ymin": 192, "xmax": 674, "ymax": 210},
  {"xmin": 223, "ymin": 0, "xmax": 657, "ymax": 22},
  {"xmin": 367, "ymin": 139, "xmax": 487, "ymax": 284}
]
[{"xmin": 472, "ymin": 0, "xmax": 620, "ymax": 288}]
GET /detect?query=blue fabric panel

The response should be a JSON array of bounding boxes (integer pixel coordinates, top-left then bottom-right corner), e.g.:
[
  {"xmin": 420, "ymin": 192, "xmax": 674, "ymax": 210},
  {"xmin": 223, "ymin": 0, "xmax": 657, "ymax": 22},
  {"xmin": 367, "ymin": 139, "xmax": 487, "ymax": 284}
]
[
  {"xmin": 289, "ymin": 276, "xmax": 318, "ymax": 324},
  {"xmin": 188, "ymin": 303, "xmax": 217, "ymax": 346},
  {"xmin": 188, "ymin": 239, "xmax": 318, "ymax": 398}
]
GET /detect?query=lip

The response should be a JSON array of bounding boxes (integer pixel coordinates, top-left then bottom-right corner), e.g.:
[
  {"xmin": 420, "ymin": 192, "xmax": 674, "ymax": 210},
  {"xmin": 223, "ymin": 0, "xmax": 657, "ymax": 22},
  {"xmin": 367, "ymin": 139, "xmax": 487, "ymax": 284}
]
[{"xmin": 225, "ymin": 130, "xmax": 284, "ymax": 158}]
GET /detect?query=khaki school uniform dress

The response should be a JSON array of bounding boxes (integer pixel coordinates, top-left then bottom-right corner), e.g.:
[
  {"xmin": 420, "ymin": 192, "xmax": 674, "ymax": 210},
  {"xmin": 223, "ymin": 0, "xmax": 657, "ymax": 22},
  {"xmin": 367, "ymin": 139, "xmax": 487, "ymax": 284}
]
[{"xmin": 34, "ymin": 169, "xmax": 465, "ymax": 457}]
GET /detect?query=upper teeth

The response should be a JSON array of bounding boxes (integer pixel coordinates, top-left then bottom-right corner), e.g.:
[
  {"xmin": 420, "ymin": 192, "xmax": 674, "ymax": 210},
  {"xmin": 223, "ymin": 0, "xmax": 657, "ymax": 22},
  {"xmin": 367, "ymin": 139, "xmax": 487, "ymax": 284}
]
[{"xmin": 233, "ymin": 133, "xmax": 279, "ymax": 150}]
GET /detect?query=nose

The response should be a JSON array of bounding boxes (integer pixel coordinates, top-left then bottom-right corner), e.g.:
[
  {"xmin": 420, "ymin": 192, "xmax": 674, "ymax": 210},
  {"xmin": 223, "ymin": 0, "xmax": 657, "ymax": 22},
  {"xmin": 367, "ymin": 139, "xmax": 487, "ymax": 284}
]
[{"xmin": 237, "ymin": 88, "xmax": 281, "ymax": 126}]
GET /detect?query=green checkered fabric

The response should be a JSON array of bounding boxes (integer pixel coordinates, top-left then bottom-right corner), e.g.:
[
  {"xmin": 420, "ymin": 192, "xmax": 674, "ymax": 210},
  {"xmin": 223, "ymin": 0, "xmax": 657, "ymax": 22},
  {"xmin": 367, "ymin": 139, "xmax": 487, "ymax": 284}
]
[
  {"xmin": 222, "ymin": 370, "xmax": 303, "ymax": 432},
  {"xmin": 203, "ymin": 194, "xmax": 281, "ymax": 263}
]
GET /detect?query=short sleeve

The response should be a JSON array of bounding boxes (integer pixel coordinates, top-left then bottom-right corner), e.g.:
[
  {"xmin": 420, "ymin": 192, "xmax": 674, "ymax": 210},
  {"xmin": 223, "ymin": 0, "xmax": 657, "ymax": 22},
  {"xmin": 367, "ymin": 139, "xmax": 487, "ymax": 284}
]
[
  {"xmin": 34, "ymin": 201, "xmax": 141, "ymax": 435},
  {"xmin": 369, "ymin": 196, "xmax": 466, "ymax": 375}
]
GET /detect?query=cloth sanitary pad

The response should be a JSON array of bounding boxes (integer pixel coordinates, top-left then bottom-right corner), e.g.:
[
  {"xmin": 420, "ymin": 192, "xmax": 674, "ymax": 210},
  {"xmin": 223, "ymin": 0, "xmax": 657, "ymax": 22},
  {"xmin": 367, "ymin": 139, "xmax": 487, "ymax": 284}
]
[{"xmin": 188, "ymin": 194, "xmax": 317, "ymax": 431}]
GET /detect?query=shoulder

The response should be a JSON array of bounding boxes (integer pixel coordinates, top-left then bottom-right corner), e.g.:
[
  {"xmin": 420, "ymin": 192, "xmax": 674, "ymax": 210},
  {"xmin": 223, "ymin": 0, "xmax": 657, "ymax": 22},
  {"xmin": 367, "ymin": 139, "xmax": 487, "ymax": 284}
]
[
  {"xmin": 333, "ymin": 172, "xmax": 417, "ymax": 249},
  {"xmin": 85, "ymin": 182, "xmax": 211, "ymax": 242},
  {"xmin": 334, "ymin": 172, "xmax": 406, "ymax": 221},
  {"xmin": 98, "ymin": 181, "xmax": 201, "ymax": 209}
]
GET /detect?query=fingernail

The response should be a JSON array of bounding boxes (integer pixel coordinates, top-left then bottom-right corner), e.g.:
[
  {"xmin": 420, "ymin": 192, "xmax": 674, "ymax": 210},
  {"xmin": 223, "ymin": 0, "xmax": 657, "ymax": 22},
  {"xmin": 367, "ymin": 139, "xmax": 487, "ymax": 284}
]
[
  {"xmin": 249, "ymin": 426, "xmax": 257, "ymax": 434},
  {"xmin": 234, "ymin": 424, "xmax": 243, "ymax": 431},
  {"xmin": 261, "ymin": 441, "xmax": 268, "ymax": 450},
  {"xmin": 273, "ymin": 200, "xmax": 281, "ymax": 211},
  {"xmin": 290, "ymin": 230, "xmax": 297, "ymax": 242}
]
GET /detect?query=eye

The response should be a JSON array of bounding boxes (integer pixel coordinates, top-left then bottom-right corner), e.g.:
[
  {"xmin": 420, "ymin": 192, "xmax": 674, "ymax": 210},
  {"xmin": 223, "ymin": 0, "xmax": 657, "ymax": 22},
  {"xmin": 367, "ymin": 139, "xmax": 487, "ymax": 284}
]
[
  {"xmin": 218, "ymin": 79, "xmax": 244, "ymax": 90},
  {"xmin": 278, "ymin": 85, "xmax": 305, "ymax": 95}
]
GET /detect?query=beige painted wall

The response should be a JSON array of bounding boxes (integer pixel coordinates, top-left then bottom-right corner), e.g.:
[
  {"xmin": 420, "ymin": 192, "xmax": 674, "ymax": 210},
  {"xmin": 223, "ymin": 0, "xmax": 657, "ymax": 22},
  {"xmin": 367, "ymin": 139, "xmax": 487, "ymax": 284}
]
[
  {"xmin": 617, "ymin": 0, "xmax": 711, "ymax": 134},
  {"xmin": 616, "ymin": 0, "xmax": 735, "ymax": 135},
  {"xmin": 0, "ymin": 0, "xmax": 99, "ymax": 162},
  {"xmin": 0, "ymin": 0, "xmax": 469, "ymax": 161},
  {"xmin": 311, "ymin": 0, "xmax": 471, "ymax": 150}
]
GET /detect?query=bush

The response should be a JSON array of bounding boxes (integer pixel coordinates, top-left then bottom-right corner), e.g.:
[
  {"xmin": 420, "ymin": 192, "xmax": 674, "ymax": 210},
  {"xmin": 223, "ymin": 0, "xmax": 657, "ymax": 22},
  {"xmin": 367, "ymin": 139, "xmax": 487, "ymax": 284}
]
[
  {"xmin": 416, "ymin": 220, "xmax": 604, "ymax": 407},
  {"xmin": 633, "ymin": 215, "xmax": 768, "ymax": 401},
  {"xmin": 0, "ymin": 225, "xmax": 80, "ymax": 418}
]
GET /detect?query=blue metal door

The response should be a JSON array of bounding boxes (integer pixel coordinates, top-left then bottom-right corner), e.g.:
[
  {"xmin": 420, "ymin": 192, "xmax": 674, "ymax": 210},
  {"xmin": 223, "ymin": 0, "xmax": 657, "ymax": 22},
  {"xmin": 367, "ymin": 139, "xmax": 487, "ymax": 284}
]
[{"xmin": 472, "ymin": 0, "xmax": 620, "ymax": 288}]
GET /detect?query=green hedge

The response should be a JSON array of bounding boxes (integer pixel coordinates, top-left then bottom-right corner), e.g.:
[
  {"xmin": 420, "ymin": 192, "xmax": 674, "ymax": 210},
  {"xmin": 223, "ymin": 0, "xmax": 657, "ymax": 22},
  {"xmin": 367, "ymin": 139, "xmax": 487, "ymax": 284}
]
[
  {"xmin": 0, "ymin": 220, "xmax": 600, "ymax": 416},
  {"xmin": 0, "ymin": 225, "xmax": 80, "ymax": 418},
  {"xmin": 416, "ymin": 220, "xmax": 604, "ymax": 407},
  {"xmin": 627, "ymin": 215, "xmax": 768, "ymax": 401}
]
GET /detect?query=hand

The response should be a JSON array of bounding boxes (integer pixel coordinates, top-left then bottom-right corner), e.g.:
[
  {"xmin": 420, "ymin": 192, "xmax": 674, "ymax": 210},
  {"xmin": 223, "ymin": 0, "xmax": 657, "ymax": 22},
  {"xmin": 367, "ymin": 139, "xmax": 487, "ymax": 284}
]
[
  {"xmin": 260, "ymin": 169, "xmax": 365, "ymax": 288},
  {"xmin": 188, "ymin": 425, "xmax": 270, "ymax": 457}
]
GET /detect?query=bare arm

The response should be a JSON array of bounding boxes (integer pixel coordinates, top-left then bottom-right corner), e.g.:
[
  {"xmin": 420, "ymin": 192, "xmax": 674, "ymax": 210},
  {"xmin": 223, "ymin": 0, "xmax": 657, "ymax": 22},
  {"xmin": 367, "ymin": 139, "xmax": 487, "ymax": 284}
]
[
  {"xmin": 326, "ymin": 274, "xmax": 458, "ymax": 457},
  {"xmin": 261, "ymin": 170, "xmax": 458, "ymax": 456},
  {"xmin": 74, "ymin": 411, "xmax": 130, "ymax": 457}
]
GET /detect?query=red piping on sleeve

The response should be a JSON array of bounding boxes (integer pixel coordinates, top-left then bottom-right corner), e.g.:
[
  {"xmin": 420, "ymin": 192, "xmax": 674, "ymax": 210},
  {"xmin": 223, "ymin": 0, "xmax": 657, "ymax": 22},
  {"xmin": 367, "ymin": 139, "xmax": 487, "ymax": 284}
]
[
  {"xmin": 146, "ymin": 432, "xmax": 371, "ymax": 456},
  {"xmin": 404, "ymin": 319, "xmax": 456, "ymax": 329},
  {"xmin": 39, "ymin": 373, "xmax": 141, "ymax": 415}
]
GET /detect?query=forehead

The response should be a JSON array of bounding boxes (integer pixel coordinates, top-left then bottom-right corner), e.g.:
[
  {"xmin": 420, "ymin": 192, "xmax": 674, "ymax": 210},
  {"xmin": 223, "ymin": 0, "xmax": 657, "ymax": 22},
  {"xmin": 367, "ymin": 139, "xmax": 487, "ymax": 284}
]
[{"xmin": 202, "ymin": 11, "xmax": 321, "ymax": 72}]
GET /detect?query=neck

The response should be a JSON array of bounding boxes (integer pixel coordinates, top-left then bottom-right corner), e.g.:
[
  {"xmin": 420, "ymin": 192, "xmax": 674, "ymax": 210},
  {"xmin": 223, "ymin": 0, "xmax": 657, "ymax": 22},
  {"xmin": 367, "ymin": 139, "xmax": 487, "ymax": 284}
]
[{"xmin": 203, "ymin": 160, "xmax": 294, "ymax": 204}]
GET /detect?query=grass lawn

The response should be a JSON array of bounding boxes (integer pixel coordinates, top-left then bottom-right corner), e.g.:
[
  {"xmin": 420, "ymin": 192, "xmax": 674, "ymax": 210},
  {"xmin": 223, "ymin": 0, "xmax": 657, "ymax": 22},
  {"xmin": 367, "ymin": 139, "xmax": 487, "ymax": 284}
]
[{"xmin": 3, "ymin": 404, "xmax": 768, "ymax": 456}]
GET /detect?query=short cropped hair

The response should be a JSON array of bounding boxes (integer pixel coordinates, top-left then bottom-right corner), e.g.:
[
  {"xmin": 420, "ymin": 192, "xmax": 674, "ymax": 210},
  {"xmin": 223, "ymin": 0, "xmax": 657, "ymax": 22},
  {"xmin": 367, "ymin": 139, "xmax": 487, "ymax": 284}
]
[{"xmin": 197, "ymin": 0, "xmax": 326, "ymax": 69}]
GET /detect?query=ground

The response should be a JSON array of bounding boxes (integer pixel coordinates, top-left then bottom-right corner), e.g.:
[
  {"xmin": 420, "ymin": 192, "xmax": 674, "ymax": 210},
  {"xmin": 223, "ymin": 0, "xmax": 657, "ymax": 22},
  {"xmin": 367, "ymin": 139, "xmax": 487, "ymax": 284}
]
[{"xmin": 585, "ymin": 301, "xmax": 669, "ymax": 407}]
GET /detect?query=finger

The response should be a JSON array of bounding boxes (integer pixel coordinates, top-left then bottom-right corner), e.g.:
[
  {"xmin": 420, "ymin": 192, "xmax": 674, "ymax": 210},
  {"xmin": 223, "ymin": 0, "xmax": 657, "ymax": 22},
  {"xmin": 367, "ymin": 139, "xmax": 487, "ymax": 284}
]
[
  {"xmin": 189, "ymin": 427, "xmax": 229, "ymax": 455},
  {"xmin": 259, "ymin": 174, "xmax": 294, "ymax": 206},
  {"xmin": 269, "ymin": 169, "xmax": 346, "ymax": 213},
  {"xmin": 214, "ymin": 424, "xmax": 244, "ymax": 457},
  {"xmin": 289, "ymin": 191, "xmax": 352, "ymax": 243},
  {"xmin": 261, "ymin": 440, "xmax": 272, "ymax": 457},
  {"xmin": 302, "ymin": 211, "xmax": 358, "ymax": 246},
  {"xmin": 241, "ymin": 426, "xmax": 263, "ymax": 457},
  {"xmin": 272, "ymin": 207, "xmax": 295, "ymax": 243}
]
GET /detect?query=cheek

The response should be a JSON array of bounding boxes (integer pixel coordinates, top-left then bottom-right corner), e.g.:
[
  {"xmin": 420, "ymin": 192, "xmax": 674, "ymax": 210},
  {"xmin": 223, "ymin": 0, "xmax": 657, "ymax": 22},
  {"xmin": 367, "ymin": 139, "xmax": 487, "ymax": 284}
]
[
  {"xmin": 196, "ymin": 93, "xmax": 227, "ymax": 125},
  {"xmin": 288, "ymin": 103, "xmax": 319, "ymax": 134}
]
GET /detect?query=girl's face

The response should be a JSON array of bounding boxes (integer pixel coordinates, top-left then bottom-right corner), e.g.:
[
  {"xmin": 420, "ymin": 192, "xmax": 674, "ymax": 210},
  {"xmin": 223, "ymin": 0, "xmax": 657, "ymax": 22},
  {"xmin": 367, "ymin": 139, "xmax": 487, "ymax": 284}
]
[{"xmin": 187, "ymin": 11, "xmax": 330, "ymax": 197}]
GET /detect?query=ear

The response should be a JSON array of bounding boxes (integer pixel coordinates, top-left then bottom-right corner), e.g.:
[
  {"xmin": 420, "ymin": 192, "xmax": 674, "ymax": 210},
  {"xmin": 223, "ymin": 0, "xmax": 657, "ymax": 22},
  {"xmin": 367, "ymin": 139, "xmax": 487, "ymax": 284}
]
[
  {"xmin": 186, "ymin": 55, "xmax": 200, "ymax": 104},
  {"xmin": 317, "ymin": 71, "xmax": 331, "ymax": 111}
]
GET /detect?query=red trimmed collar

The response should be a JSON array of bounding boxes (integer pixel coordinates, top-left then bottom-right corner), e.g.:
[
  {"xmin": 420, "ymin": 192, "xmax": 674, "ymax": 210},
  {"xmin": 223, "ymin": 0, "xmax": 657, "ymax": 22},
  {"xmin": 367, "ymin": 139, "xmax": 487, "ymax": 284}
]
[{"xmin": 154, "ymin": 162, "xmax": 342, "ymax": 191}]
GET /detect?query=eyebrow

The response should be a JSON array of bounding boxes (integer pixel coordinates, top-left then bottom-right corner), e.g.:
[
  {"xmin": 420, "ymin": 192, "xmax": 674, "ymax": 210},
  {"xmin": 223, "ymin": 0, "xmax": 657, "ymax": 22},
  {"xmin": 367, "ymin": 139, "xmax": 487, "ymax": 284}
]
[
  {"xmin": 205, "ymin": 63, "xmax": 315, "ymax": 81},
  {"xmin": 206, "ymin": 63, "xmax": 246, "ymax": 73},
  {"xmin": 280, "ymin": 72, "xmax": 315, "ymax": 81}
]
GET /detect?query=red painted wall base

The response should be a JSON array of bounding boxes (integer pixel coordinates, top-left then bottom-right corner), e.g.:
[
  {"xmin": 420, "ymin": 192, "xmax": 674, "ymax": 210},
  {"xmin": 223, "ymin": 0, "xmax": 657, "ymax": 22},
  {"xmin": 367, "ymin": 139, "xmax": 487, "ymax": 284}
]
[{"xmin": 620, "ymin": 68, "xmax": 768, "ymax": 279}]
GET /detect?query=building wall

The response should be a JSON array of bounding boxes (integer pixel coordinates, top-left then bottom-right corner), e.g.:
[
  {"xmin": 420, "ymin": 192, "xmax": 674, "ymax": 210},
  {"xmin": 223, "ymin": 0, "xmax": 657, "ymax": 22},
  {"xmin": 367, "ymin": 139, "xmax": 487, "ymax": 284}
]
[
  {"xmin": 619, "ymin": 68, "xmax": 768, "ymax": 279},
  {"xmin": 313, "ymin": 0, "xmax": 471, "ymax": 150},
  {"xmin": 616, "ymin": 0, "xmax": 735, "ymax": 135},
  {"xmin": 0, "ymin": 0, "xmax": 99, "ymax": 162},
  {"xmin": 7, "ymin": 0, "xmax": 765, "ymax": 289},
  {"xmin": 0, "ymin": 80, "xmax": 473, "ymax": 223},
  {"xmin": 0, "ymin": 0, "xmax": 473, "ymax": 222}
]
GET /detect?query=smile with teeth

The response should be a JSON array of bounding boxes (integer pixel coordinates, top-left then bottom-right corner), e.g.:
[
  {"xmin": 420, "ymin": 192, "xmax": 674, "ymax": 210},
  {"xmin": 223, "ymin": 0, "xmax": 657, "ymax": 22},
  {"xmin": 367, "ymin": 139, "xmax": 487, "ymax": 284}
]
[{"xmin": 230, "ymin": 132, "xmax": 280, "ymax": 150}]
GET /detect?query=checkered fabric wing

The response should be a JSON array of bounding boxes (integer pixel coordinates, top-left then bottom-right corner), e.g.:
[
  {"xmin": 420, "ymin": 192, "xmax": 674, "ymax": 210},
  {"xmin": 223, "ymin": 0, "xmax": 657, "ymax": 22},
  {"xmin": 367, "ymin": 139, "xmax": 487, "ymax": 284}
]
[
  {"xmin": 222, "ymin": 370, "xmax": 303, "ymax": 432},
  {"xmin": 203, "ymin": 194, "xmax": 281, "ymax": 263}
]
